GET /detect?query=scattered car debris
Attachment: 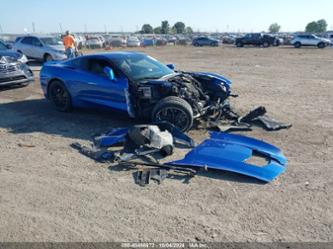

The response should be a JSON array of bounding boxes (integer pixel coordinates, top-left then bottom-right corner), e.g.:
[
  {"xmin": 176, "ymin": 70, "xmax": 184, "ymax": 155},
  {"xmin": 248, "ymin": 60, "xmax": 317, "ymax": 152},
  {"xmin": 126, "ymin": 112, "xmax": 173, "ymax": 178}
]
[
  {"xmin": 208, "ymin": 106, "xmax": 292, "ymax": 132},
  {"xmin": 72, "ymin": 122, "xmax": 287, "ymax": 184}
]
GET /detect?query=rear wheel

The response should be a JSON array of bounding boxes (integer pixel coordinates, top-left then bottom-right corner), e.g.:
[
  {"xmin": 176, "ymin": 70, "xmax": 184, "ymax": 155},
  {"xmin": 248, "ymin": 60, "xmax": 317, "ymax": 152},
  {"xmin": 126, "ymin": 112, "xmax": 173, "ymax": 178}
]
[
  {"xmin": 263, "ymin": 41, "xmax": 269, "ymax": 48},
  {"xmin": 48, "ymin": 80, "xmax": 72, "ymax": 112},
  {"xmin": 236, "ymin": 41, "xmax": 243, "ymax": 47},
  {"xmin": 317, "ymin": 42, "xmax": 325, "ymax": 48},
  {"xmin": 152, "ymin": 96, "xmax": 193, "ymax": 132},
  {"xmin": 294, "ymin": 42, "xmax": 301, "ymax": 48}
]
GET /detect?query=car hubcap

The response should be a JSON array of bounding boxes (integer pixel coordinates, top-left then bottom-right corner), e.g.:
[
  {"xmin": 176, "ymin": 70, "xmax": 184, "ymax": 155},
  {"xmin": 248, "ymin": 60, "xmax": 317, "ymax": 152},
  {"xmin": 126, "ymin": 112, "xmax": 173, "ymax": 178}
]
[
  {"xmin": 155, "ymin": 107, "xmax": 190, "ymax": 130},
  {"xmin": 51, "ymin": 85, "xmax": 67, "ymax": 107}
]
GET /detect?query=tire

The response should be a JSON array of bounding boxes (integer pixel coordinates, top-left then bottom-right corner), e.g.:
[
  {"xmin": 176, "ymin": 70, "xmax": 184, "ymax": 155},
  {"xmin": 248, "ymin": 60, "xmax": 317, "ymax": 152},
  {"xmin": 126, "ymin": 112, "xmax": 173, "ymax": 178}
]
[
  {"xmin": 48, "ymin": 80, "xmax": 72, "ymax": 112},
  {"xmin": 263, "ymin": 41, "xmax": 269, "ymax": 48},
  {"xmin": 294, "ymin": 42, "xmax": 301, "ymax": 48},
  {"xmin": 44, "ymin": 53, "xmax": 53, "ymax": 62},
  {"xmin": 236, "ymin": 42, "xmax": 243, "ymax": 47},
  {"xmin": 152, "ymin": 96, "xmax": 193, "ymax": 132},
  {"xmin": 317, "ymin": 42, "xmax": 325, "ymax": 49}
]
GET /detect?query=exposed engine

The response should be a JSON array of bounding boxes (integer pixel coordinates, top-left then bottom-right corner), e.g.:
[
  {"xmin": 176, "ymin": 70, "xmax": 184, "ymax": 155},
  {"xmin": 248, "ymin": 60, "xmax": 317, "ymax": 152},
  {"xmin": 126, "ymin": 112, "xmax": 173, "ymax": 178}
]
[{"xmin": 135, "ymin": 72, "xmax": 230, "ymax": 118}]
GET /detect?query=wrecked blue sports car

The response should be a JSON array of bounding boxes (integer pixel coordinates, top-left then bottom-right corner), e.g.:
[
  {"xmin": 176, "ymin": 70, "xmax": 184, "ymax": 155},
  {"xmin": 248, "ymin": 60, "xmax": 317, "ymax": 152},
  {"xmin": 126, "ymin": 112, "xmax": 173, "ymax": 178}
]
[{"xmin": 40, "ymin": 52, "xmax": 231, "ymax": 131}]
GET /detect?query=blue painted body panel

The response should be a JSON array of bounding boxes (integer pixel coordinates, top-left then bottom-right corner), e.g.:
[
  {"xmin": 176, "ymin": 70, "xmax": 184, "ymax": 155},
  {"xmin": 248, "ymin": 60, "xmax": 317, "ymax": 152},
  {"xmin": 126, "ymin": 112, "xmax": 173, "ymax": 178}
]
[{"xmin": 169, "ymin": 132, "xmax": 287, "ymax": 182}]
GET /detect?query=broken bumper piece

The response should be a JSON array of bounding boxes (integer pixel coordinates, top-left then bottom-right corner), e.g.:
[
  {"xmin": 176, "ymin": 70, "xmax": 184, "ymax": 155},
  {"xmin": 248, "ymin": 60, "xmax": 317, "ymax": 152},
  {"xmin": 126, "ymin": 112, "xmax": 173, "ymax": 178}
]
[{"xmin": 169, "ymin": 132, "xmax": 287, "ymax": 182}]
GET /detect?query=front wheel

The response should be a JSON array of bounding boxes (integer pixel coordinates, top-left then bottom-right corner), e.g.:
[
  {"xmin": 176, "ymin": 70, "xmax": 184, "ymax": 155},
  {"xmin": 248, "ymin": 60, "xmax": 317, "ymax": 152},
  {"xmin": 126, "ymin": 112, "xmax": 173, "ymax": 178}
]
[
  {"xmin": 152, "ymin": 96, "xmax": 193, "ymax": 132},
  {"xmin": 44, "ymin": 54, "xmax": 53, "ymax": 62},
  {"xmin": 317, "ymin": 42, "xmax": 325, "ymax": 48},
  {"xmin": 294, "ymin": 42, "xmax": 301, "ymax": 48},
  {"xmin": 48, "ymin": 80, "xmax": 72, "ymax": 112}
]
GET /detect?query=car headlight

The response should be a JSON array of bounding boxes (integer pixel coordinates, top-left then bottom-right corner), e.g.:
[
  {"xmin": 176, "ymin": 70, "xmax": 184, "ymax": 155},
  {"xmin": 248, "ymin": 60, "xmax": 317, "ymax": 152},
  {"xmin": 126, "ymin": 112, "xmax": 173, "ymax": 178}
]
[{"xmin": 18, "ymin": 54, "xmax": 28, "ymax": 64}]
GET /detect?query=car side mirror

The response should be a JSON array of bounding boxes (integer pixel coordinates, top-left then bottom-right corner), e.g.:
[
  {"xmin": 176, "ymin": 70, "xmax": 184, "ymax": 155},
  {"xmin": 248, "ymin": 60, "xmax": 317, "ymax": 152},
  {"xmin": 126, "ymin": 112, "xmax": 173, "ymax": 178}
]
[
  {"xmin": 104, "ymin": 66, "xmax": 115, "ymax": 81},
  {"xmin": 166, "ymin": 64, "xmax": 175, "ymax": 70}
]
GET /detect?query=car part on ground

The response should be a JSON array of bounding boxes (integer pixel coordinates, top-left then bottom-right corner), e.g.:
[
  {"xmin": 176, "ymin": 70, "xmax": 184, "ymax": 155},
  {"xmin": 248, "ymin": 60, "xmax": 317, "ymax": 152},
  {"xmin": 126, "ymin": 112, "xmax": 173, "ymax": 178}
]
[
  {"xmin": 169, "ymin": 132, "xmax": 287, "ymax": 182},
  {"xmin": 72, "ymin": 123, "xmax": 195, "ymax": 164},
  {"xmin": 73, "ymin": 123, "xmax": 287, "ymax": 184},
  {"xmin": 207, "ymin": 106, "xmax": 292, "ymax": 132},
  {"xmin": 0, "ymin": 54, "xmax": 34, "ymax": 87}
]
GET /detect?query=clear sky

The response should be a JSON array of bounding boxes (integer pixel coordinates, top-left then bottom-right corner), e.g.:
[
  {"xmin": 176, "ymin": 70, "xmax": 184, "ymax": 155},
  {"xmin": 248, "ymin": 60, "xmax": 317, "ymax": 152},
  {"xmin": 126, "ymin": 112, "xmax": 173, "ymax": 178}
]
[{"xmin": 1, "ymin": 0, "xmax": 333, "ymax": 33}]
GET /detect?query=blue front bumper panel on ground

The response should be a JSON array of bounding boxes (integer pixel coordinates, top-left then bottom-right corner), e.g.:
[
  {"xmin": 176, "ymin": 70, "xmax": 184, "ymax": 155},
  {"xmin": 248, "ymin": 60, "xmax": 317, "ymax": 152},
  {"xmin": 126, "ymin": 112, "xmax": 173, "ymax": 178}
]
[{"xmin": 169, "ymin": 132, "xmax": 287, "ymax": 182}]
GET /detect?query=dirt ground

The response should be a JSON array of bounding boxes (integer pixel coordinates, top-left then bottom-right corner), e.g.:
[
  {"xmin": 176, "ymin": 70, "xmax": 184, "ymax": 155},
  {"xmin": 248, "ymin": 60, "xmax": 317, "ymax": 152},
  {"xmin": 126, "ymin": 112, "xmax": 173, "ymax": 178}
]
[{"xmin": 0, "ymin": 45, "xmax": 332, "ymax": 242}]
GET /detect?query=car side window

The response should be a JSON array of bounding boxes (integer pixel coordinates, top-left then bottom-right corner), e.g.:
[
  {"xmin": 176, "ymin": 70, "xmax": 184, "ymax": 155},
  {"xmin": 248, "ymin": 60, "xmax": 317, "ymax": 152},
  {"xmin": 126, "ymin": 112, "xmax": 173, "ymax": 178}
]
[
  {"xmin": 85, "ymin": 58, "xmax": 118, "ymax": 78},
  {"xmin": 21, "ymin": 37, "xmax": 33, "ymax": 45},
  {"xmin": 31, "ymin": 37, "xmax": 42, "ymax": 47}
]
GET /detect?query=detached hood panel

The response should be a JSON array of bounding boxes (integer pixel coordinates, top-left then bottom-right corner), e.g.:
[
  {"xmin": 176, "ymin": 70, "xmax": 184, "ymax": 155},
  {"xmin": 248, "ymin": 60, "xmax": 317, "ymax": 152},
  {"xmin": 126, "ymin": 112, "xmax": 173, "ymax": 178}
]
[{"xmin": 169, "ymin": 132, "xmax": 287, "ymax": 182}]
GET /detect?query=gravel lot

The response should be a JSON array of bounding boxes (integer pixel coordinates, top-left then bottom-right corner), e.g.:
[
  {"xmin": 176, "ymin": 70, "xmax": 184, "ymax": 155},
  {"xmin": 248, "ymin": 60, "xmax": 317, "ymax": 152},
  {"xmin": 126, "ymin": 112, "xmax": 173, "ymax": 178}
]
[{"xmin": 0, "ymin": 46, "xmax": 332, "ymax": 242}]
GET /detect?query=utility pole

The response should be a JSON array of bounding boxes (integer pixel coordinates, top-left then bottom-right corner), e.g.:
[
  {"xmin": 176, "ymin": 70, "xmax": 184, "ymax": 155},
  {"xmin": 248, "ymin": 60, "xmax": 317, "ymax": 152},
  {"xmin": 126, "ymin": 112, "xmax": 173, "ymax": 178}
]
[{"xmin": 32, "ymin": 22, "xmax": 36, "ymax": 33}]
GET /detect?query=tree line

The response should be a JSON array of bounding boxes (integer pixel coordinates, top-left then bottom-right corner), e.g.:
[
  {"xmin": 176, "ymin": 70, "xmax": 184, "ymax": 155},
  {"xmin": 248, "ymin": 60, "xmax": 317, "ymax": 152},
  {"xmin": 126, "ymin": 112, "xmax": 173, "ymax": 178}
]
[
  {"xmin": 268, "ymin": 19, "xmax": 328, "ymax": 34},
  {"xmin": 140, "ymin": 21, "xmax": 193, "ymax": 34}
]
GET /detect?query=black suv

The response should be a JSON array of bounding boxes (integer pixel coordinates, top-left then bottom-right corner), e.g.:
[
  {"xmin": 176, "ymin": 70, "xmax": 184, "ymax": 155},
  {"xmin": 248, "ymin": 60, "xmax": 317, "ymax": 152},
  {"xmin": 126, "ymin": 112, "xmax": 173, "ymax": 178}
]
[{"xmin": 235, "ymin": 33, "xmax": 279, "ymax": 48}]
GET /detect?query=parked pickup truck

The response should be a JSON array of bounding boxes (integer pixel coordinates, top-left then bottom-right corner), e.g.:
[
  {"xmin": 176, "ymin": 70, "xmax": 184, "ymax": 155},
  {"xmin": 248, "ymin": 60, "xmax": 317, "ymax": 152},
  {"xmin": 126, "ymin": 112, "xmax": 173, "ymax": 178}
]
[{"xmin": 235, "ymin": 33, "xmax": 280, "ymax": 48}]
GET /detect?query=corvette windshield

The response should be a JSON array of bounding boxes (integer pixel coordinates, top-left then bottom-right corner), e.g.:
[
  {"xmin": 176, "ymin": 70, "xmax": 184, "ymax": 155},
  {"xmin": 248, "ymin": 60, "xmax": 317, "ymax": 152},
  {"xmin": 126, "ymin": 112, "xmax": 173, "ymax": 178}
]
[{"xmin": 112, "ymin": 54, "xmax": 174, "ymax": 81}]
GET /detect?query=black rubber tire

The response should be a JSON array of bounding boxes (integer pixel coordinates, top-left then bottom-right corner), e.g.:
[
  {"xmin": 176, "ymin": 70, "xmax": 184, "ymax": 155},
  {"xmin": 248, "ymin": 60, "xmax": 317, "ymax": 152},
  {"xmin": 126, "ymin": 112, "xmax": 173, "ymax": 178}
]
[
  {"xmin": 263, "ymin": 41, "xmax": 269, "ymax": 48},
  {"xmin": 44, "ymin": 53, "xmax": 53, "ymax": 62},
  {"xmin": 294, "ymin": 42, "xmax": 301, "ymax": 48},
  {"xmin": 317, "ymin": 42, "xmax": 325, "ymax": 49},
  {"xmin": 152, "ymin": 96, "xmax": 193, "ymax": 132},
  {"xmin": 48, "ymin": 80, "xmax": 72, "ymax": 112},
  {"xmin": 236, "ymin": 42, "xmax": 243, "ymax": 47}
]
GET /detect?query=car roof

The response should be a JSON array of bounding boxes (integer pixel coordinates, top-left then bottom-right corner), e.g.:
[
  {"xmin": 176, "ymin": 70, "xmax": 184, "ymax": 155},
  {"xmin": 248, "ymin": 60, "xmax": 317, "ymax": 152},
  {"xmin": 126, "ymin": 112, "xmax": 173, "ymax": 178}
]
[
  {"xmin": 18, "ymin": 34, "xmax": 56, "ymax": 39},
  {"xmin": 79, "ymin": 51, "xmax": 145, "ymax": 60}
]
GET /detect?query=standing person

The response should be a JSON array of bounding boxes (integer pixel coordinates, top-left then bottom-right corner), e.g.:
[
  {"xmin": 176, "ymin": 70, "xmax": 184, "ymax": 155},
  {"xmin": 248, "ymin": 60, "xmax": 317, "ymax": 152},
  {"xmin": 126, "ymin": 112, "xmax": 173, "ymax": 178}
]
[{"xmin": 63, "ymin": 31, "xmax": 76, "ymax": 59}]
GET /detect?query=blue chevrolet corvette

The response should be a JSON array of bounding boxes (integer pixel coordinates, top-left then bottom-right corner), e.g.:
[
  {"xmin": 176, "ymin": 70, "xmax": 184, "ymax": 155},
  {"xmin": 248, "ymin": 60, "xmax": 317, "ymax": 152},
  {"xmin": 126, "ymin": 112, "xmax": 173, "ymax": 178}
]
[{"xmin": 40, "ymin": 52, "xmax": 232, "ymax": 131}]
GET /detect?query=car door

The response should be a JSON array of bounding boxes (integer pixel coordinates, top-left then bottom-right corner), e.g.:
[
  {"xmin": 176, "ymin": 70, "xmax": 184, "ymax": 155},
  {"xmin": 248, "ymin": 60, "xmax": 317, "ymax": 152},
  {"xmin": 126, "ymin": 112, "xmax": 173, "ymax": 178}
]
[
  {"xmin": 18, "ymin": 37, "xmax": 34, "ymax": 57},
  {"xmin": 30, "ymin": 37, "xmax": 45, "ymax": 60},
  {"xmin": 308, "ymin": 35, "xmax": 319, "ymax": 45},
  {"xmin": 67, "ymin": 57, "xmax": 129, "ymax": 112}
]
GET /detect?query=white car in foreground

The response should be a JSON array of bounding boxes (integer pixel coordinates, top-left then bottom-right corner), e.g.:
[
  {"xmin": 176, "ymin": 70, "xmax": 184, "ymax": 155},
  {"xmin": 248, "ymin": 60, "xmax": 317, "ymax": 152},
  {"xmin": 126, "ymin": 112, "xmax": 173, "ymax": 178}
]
[{"xmin": 291, "ymin": 34, "xmax": 332, "ymax": 48}]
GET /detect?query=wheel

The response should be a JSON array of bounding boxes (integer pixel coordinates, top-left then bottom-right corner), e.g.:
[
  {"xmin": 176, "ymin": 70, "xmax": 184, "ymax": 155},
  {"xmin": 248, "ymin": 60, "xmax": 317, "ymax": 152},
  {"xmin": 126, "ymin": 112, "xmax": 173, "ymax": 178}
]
[
  {"xmin": 263, "ymin": 41, "xmax": 269, "ymax": 48},
  {"xmin": 48, "ymin": 80, "xmax": 72, "ymax": 112},
  {"xmin": 211, "ymin": 42, "xmax": 217, "ymax": 47},
  {"xmin": 193, "ymin": 43, "xmax": 199, "ymax": 47},
  {"xmin": 317, "ymin": 42, "xmax": 325, "ymax": 48},
  {"xmin": 44, "ymin": 54, "xmax": 53, "ymax": 62},
  {"xmin": 294, "ymin": 42, "xmax": 301, "ymax": 48},
  {"xmin": 152, "ymin": 96, "xmax": 193, "ymax": 132},
  {"xmin": 236, "ymin": 42, "xmax": 243, "ymax": 47}
]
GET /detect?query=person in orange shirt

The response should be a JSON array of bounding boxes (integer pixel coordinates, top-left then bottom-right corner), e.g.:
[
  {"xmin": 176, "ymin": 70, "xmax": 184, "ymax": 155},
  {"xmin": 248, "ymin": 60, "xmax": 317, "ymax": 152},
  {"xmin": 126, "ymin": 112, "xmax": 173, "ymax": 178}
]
[{"xmin": 63, "ymin": 30, "xmax": 76, "ymax": 59}]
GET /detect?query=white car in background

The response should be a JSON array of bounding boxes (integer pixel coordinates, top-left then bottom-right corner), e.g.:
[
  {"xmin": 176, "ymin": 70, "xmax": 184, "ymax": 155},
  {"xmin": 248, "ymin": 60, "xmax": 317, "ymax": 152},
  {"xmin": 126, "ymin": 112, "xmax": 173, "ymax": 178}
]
[
  {"xmin": 291, "ymin": 34, "xmax": 332, "ymax": 48},
  {"xmin": 127, "ymin": 37, "xmax": 141, "ymax": 47},
  {"xmin": 13, "ymin": 35, "xmax": 66, "ymax": 61},
  {"xmin": 85, "ymin": 37, "xmax": 103, "ymax": 49}
]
